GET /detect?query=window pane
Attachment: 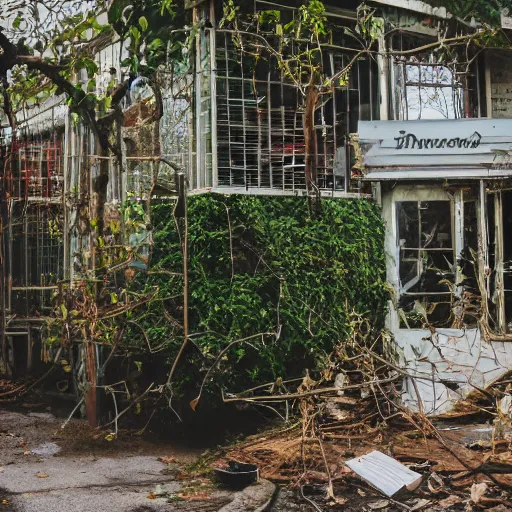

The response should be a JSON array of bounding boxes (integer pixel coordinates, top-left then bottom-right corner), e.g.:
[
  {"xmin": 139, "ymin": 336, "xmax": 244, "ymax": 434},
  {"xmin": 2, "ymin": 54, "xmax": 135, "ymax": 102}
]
[
  {"xmin": 420, "ymin": 201, "xmax": 452, "ymax": 249},
  {"xmin": 404, "ymin": 64, "xmax": 462, "ymax": 119},
  {"xmin": 397, "ymin": 201, "xmax": 418, "ymax": 249},
  {"xmin": 406, "ymin": 86, "xmax": 460, "ymax": 120},
  {"xmin": 396, "ymin": 200, "xmax": 455, "ymax": 328},
  {"xmin": 406, "ymin": 64, "xmax": 454, "ymax": 86},
  {"xmin": 401, "ymin": 251, "xmax": 454, "ymax": 294},
  {"xmin": 399, "ymin": 250, "xmax": 419, "ymax": 289}
]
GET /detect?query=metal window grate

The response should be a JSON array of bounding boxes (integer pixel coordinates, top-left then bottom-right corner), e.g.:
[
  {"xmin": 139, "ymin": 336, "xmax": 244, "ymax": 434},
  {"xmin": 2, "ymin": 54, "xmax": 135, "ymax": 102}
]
[
  {"xmin": 2, "ymin": 132, "xmax": 64, "ymax": 200},
  {"xmin": 214, "ymin": 30, "xmax": 378, "ymax": 193}
]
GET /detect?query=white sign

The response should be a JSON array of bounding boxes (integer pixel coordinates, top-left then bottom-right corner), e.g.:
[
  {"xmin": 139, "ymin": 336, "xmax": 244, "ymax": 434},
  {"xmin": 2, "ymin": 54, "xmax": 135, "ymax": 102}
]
[{"xmin": 358, "ymin": 118, "xmax": 512, "ymax": 171}]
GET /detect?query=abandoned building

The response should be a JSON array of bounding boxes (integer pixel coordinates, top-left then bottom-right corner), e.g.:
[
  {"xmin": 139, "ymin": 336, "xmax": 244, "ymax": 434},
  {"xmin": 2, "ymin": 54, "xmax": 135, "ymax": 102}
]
[{"xmin": 2, "ymin": 0, "xmax": 512, "ymax": 417}]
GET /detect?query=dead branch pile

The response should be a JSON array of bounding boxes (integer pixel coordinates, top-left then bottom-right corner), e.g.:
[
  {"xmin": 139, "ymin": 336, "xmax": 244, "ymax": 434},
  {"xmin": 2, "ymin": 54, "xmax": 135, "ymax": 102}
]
[
  {"xmin": 0, "ymin": 379, "xmax": 32, "ymax": 403},
  {"xmin": 212, "ymin": 316, "xmax": 512, "ymax": 511}
]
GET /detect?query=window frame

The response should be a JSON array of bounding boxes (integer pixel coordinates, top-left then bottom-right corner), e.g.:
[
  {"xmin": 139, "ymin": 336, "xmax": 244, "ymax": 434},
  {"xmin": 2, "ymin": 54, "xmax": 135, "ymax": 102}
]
[{"xmin": 396, "ymin": 59, "xmax": 465, "ymax": 121}]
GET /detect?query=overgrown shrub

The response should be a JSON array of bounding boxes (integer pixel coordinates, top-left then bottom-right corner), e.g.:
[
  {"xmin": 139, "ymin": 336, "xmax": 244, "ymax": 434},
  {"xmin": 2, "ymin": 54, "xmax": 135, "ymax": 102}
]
[{"xmin": 130, "ymin": 194, "xmax": 388, "ymax": 397}]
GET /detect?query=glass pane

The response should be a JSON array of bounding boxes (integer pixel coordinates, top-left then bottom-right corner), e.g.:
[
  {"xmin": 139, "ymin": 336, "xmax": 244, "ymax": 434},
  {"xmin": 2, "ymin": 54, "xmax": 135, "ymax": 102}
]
[
  {"xmin": 406, "ymin": 86, "xmax": 458, "ymax": 120},
  {"xmin": 401, "ymin": 251, "xmax": 454, "ymax": 294},
  {"xmin": 397, "ymin": 201, "xmax": 419, "ymax": 249},
  {"xmin": 397, "ymin": 201, "xmax": 454, "ymax": 290},
  {"xmin": 405, "ymin": 64, "xmax": 462, "ymax": 119},
  {"xmin": 399, "ymin": 250, "xmax": 419, "ymax": 289},
  {"xmin": 406, "ymin": 64, "xmax": 455, "ymax": 86},
  {"xmin": 420, "ymin": 201, "xmax": 452, "ymax": 249}
]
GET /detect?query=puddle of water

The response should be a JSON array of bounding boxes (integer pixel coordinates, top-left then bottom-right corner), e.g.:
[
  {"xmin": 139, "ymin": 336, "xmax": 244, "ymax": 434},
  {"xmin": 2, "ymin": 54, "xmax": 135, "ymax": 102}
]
[{"xmin": 31, "ymin": 443, "xmax": 61, "ymax": 457}]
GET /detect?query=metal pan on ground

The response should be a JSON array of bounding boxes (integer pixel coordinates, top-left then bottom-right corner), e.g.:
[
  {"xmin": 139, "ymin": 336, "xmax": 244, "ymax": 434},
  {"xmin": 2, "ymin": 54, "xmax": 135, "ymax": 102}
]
[{"xmin": 213, "ymin": 461, "xmax": 259, "ymax": 489}]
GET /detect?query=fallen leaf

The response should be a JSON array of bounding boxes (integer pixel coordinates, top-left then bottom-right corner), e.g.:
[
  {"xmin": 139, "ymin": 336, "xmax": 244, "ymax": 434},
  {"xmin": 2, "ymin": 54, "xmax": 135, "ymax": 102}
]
[
  {"xmin": 438, "ymin": 495, "xmax": 460, "ymax": 508},
  {"xmin": 23, "ymin": 450, "xmax": 31, "ymax": 455},
  {"xmin": 471, "ymin": 482, "xmax": 488, "ymax": 504},
  {"xmin": 36, "ymin": 472, "xmax": 49, "ymax": 478},
  {"xmin": 146, "ymin": 494, "xmax": 156, "ymax": 500},
  {"xmin": 427, "ymin": 472, "xmax": 444, "ymax": 493},
  {"xmin": 158, "ymin": 456, "xmax": 177, "ymax": 464},
  {"xmin": 410, "ymin": 499, "xmax": 431, "ymax": 511},
  {"xmin": 368, "ymin": 500, "xmax": 390, "ymax": 510}
]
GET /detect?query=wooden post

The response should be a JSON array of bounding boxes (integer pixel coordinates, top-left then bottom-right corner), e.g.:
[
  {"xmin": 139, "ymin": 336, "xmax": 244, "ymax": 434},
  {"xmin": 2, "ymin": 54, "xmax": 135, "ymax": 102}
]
[
  {"xmin": 0, "ymin": 217, "xmax": 7, "ymax": 376},
  {"xmin": 377, "ymin": 32, "xmax": 389, "ymax": 121},
  {"xmin": 166, "ymin": 173, "xmax": 188, "ymax": 386},
  {"xmin": 85, "ymin": 342, "xmax": 97, "ymax": 426},
  {"xmin": 494, "ymin": 192, "xmax": 506, "ymax": 332},
  {"xmin": 454, "ymin": 189, "xmax": 464, "ymax": 300},
  {"xmin": 181, "ymin": 174, "xmax": 189, "ymax": 346},
  {"xmin": 477, "ymin": 180, "xmax": 490, "ymax": 325},
  {"xmin": 485, "ymin": 53, "xmax": 492, "ymax": 118}
]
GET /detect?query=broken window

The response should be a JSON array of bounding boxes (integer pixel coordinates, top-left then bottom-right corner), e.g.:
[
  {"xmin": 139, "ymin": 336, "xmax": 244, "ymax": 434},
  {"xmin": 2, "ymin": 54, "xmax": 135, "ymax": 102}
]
[
  {"xmin": 397, "ymin": 200, "xmax": 455, "ymax": 327},
  {"xmin": 489, "ymin": 189, "xmax": 512, "ymax": 333},
  {"xmin": 501, "ymin": 192, "xmax": 512, "ymax": 330}
]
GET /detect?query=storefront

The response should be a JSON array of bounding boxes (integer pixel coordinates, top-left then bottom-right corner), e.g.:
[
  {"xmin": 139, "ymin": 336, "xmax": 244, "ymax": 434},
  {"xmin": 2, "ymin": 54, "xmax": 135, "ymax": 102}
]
[{"xmin": 359, "ymin": 118, "xmax": 512, "ymax": 415}]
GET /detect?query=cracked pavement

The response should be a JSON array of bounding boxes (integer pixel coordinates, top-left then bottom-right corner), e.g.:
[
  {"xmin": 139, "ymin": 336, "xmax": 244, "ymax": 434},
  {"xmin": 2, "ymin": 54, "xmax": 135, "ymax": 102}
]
[{"xmin": 0, "ymin": 408, "xmax": 276, "ymax": 512}]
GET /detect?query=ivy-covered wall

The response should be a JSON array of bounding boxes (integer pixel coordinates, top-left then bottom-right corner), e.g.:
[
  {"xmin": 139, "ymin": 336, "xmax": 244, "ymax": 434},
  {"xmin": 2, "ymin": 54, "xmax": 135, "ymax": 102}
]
[{"xmin": 135, "ymin": 194, "xmax": 388, "ymax": 394}]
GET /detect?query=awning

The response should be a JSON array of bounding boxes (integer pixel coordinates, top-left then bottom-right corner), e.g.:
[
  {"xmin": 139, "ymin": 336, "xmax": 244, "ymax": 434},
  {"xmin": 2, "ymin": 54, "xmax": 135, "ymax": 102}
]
[{"xmin": 363, "ymin": 167, "xmax": 512, "ymax": 181}]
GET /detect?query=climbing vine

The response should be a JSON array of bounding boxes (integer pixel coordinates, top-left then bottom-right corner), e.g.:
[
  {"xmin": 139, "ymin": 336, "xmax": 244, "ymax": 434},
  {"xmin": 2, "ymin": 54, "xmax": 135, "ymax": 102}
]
[{"xmin": 127, "ymin": 194, "xmax": 388, "ymax": 399}]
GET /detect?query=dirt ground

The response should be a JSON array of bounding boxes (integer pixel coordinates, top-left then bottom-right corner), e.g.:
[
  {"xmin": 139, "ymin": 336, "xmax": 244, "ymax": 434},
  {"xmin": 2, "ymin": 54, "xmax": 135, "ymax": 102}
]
[{"xmin": 0, "ymin": 408, "xmax": 203, "ymax": 465}]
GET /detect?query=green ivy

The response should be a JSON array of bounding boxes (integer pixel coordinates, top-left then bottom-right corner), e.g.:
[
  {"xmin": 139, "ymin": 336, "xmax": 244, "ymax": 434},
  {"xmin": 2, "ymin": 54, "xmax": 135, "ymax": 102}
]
[{"xmin": 131, "ymin": 194, "xmax": 388, "ymax": 395}]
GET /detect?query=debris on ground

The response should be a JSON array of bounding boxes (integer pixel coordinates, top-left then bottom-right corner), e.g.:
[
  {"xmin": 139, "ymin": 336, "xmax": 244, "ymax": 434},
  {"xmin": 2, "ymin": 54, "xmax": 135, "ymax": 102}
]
[
  {"xmin": 344, "ymin": 450, "xmax": 422, "ymax": 497},
  {"xmin": 211, "ymin": 351, "xmax": 512, "ymax": 512}
]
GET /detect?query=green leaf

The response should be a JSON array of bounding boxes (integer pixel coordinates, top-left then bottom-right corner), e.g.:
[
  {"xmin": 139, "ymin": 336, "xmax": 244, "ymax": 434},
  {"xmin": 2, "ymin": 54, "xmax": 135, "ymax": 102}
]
[
  {"xmin": 12, "ymin": 12, "xmax": 22, "ymax": 30},
  {"xmin": 108, "ymin": 0, "xmax": 130, "ymax": 25},
  {"xmin": 139, "ymin": 16, "xmax": 148, "ymax": 32}
]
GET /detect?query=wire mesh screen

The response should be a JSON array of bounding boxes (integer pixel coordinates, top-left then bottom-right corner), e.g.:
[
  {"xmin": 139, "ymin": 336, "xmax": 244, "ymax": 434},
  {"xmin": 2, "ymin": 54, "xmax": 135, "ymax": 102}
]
[
  {"xmin": 10, "ymin": 203, "xmax": 63, "ymax": 317},
  {"xmin": 2, "ymin": 132, "xmax": 64, "ymax": 200}
]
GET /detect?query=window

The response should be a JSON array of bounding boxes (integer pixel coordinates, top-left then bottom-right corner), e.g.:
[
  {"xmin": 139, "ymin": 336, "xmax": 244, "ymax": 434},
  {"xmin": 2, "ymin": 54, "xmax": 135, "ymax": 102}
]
[
  {"xmin": 396, "ymin": 201, "xmax": 455, "ymax": 327},
  {"xmin": 398, "ymin": 61, "xmax": 464, "ymax": 120}
]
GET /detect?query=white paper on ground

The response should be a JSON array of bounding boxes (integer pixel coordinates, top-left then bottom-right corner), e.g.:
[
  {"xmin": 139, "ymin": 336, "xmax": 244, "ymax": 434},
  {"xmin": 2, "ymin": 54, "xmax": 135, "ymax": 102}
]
[{"xmin": 345, "ymin": 450, "xmax": 422, "ymax": 497}]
